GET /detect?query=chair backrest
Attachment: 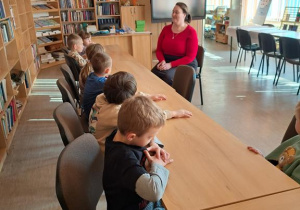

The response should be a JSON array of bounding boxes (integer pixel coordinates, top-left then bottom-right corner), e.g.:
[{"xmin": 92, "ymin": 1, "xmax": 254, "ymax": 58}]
[
  {"xmin": 172, "ymin": 65, "xmax": 195, "ymax": 102},
  {"xmin": 281, "ymin": 115, "xmax": 297, "ymax": 143},
  {"xmin": 237, "ymin": 29, "xmax": 252, "ymax": 48},
  {"xmin": 53, "ymin": 102, "xmax": 84, "ymax": 146},
  {"xmin": 64, "ymin": 53, "xmax": 81, "ymax": 81},
  {"xmin": 196, "ymin": 45, "xmax": 205, "ymax": 74},
  {"xmin": 280, "ymin": 37, "xmax": 300, "ymax": 60},
  {"xmin": 56, "ymin": 78, "xmax": 77, "ymax": 113},
  {"xmin": 61, "ymin": 46, "xmax": 70, "ymax": 54},
  {"xmin": 258, "ymin": 33, "xmax": 276, "ymax": 54},
  {"xmin": 56, "ymin": 133, "xmax": 104, "ymax": 210},
  {"xmin": 60, "ymin": 64, "xmax": 80, "ymax": 104}
]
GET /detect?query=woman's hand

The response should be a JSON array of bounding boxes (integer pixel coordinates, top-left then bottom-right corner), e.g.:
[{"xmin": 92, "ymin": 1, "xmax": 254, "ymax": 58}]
[
  {"xmin": 157, "ymin": 60, "xmax": 166, "ymax": 70},
  {"xmin": 158, "ymin": 62, "xmax": 172, "ymax": 71}
]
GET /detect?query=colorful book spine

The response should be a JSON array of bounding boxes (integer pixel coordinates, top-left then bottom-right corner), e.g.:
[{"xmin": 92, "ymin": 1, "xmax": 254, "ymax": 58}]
[{"xmin": 0, "ymin": 0, "xmax": 6, "ymax": 19}]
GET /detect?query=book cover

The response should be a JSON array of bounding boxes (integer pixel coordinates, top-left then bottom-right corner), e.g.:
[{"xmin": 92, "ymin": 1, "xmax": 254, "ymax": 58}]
[
  {"xmin": 1, "ymin": 23, "xmax": 9, "ymax": 43},
  {"xmin": 1, "ymin": 79, "xmax": 7, "ymax": 102},
  {"xmin": 0, "ymin": 0, "xmax": 6, "ymax": 19}
]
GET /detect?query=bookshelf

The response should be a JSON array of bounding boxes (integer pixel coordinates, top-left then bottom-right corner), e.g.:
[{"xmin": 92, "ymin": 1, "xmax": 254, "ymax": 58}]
[
  {"xmin": 95, "ymin": 0, "xmax": 121, "ymax": 30},
  {"xmin": 31, "ymin": 0, "xmax": 64, "ymax": 69},
  {"xmin": 0, "ymin": 0, "xmax": 37, "ymax": 171},
  {"xmin": 280, "ymin": 7, "xmax": 300, "ymax": 32},
  {"xmin": 59, "ymin": 0, "xmax": 96, "ymax": 43}
]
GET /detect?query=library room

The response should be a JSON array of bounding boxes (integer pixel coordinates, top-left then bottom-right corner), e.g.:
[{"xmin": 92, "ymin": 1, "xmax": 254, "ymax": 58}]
[{"xmin": 1, "ymin": 0, "xmax": 300, "ymax": 209}]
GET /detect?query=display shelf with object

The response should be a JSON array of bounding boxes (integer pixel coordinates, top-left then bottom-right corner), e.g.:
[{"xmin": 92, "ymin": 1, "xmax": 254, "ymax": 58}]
[
  {"xmin": 280, "ymin": 7, "xmax": 300, "ymax": 32},
  {"xmin": 59, "ymin": 0, "xmax": 96, "ymax": 43},
  {"xmin": 120, "ymin": 6, "xmax": 144, "ymax": 32},
  {"xmin": 31, "ymin": 0, "xmax": 64, "ymax": 69},
  {"xmin": 95, "ymin": 0, "xmax": 121, "ymax": 30},
  {"xmin": 0, "ymin": 0, "xmax": 38, "ymax": 171},
  {"xmin": 215, "ymin": 22, "xmax": 229, "ymax": 44}
]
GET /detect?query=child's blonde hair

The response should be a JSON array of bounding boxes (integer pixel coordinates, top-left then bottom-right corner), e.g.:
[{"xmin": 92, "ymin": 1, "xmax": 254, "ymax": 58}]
[
  {"xmin": 90, "ymin": 52, "xmax": 112, "ymax": 75},
  {"xmin": 80, "ymin": 44, "xmax": 105, "ymax": 85},
  {"xmin": 67, "ymin": 33, "xmax": 82, "ymax": 50},
  {"xmin": 118, "ymin": 95, "xmax": 165, "ymax": 137}
]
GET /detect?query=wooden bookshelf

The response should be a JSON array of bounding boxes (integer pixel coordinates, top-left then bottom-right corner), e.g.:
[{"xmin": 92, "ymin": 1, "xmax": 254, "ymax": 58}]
[
  {"xmin": 280, "ymin": 7, "xmax": 300, "ymax": 32},
  {"xmin": 31, "ymin": 0, "xmax": 64, "ymax": 69},
  {"xmin": 0, "ymin": 0, "xmax": 37, "ymax": 171}
]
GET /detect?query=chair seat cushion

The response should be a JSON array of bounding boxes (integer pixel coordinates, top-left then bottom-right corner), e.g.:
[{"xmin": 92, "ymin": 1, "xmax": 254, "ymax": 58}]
[
  {"xmin": 242, "ymin": 44, "xmax": 260, "ymax": 51},
  {"xmin": 286, "ymin": 58, "xmax": 300, "ymax": 65},
  {"xmin": 266, "ymin": 51, "xmax": 282, "ymax": 58}
]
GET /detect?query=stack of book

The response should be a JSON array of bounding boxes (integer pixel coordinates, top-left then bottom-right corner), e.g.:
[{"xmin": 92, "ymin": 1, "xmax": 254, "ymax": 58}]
[
  {"xmin": 38, "ymin": 36, "xmax": 53, "ymax": 44},
  {"xmin": 52, "ymin": 51, "xmax": 65, "ymax": 61},
  {"xmin": 1, "ymin": 99, "xmax": 17, "ymax": 138},
  {"xmin": 59, "ymin": 0, "xmax": 94, "ymax": 9},
  {"xmin": 135, "ymin": 20, "xmax": 145, "ymax": 32},
  {"xmin": 0, "ymin": 19, "xmax": 14, "ymax": 43},
  {"xmin": 34, "ymin": 19, "xmax": 60, "ymax": 27},
  {"xmin": 31, "ymin": 4, "xmax": 56, "ymax": 10},
  {"xmin": 36, "ymin": 30, "xmax": 61, "ymax": 37},
  {"xmin": 40, "ymin": 53, "xmax": 55, "ymax": 63}
]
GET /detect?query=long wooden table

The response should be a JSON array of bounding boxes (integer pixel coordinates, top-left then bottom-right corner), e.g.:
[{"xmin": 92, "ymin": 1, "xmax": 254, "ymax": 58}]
[
  {"xmin": 211, "ymin": 188, "xmax": 300, "ymax": 210},
  {"xmin": 105, "ymin": 45, "xmax": 300, "ymax": 210}
]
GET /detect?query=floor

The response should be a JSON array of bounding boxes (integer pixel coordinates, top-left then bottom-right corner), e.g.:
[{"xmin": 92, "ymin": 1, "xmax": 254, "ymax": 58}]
[{"xmin": 0, "ymin": 38, "xmax": 299, "ymax": 209}]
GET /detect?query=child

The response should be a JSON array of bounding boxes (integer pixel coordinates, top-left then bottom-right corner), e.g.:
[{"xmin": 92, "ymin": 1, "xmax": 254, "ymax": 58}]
[
  {"xmin": 89, "ymin": 71, "xmax": 192, "ymax": 151},
  {"xmin": 78, "ymin": 30, "xmax": 93, "ymax": 56},
  {"xmin": 103, "ymin": 95, "xmax": 173, "ymax": 210},
  {"xmin": 82, "ymin": 52, "xmax": 111, "ymax": 119},
  {"xmin": 248, "ymin": 101, "xmax": 300, "ymax": 184},
  {"xmin": 79, "ymin": 43, "xmax": 105, "ymax": 101},
  {"xmin": 67, "ymin": 33, "xmax": 87, "ymax": 68}
]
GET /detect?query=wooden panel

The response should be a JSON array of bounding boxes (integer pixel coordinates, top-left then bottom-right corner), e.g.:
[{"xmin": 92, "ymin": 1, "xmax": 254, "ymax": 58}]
[{"xmin": 132, "ymin": 34, "xmax": 151, "ymax": 69}]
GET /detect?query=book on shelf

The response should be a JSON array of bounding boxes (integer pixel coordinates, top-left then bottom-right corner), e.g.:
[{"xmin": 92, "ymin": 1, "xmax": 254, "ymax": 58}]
[
  {"xmin": 32, "ymin": 4, "xmax": 56, "ymax": 10},
  {"xmin": 1, "ymin": 114, "xmax": 8, "ymax": 139},
  {"xmin": 0, "ymin": 19, "xmax": 14, "ymax": 43},
  {"xmin": 9, "ymin": 6, "xmax": 16, "ymax": 29},
  {"xmin": 0, "ymin": 0, "xmax": 5, "ymax": 19},
  {"xmin": 0, "ymin": 84, "xmax": 5, "ymax": 111},
  {"xmin": 59, "ymin": 0, "xmax": 94, "ymax": 9},
  {"xmin": 284, "ymin": 14, "xmax": 290, "ymax": 21},
  {"xmin": 38, "ymin": 36, "xmax": 53, "ymax": 43},
  {"xmin": 1, "ymin": 79, "xmax": 7, "ymax": 103},
  {"xmin": 24, "ymin": 71, "xmax": 30, "ymax": 89}
]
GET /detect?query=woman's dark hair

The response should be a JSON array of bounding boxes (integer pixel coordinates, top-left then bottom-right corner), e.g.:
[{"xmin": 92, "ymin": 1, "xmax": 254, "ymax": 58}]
[
  {"xmin": 176, "ymin": 2, "xmax": 192, "ymax": 23},
  {"xmin": 103, "ymin": 71, "xmax": 137, "ymax": 104}
]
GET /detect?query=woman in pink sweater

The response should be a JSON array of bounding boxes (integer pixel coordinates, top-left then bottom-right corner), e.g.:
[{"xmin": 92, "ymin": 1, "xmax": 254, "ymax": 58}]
[{"xmin": 152, "ymin": 2, "xmax": 198, "ymax": 86}]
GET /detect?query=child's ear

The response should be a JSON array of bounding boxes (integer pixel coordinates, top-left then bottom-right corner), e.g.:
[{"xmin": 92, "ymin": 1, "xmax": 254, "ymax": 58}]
[
  {"xmin": 126, "ymin": 132, "xmax": 136, "ymax": 141},
  {"xmin": 104, "ymin": 68, "xmax": 110, "ymax": 74}
]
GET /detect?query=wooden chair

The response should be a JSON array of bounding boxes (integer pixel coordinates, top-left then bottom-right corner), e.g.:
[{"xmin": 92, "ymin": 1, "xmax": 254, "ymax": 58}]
[
  {"xmin": 172, "ymin": 65, "xmax": 195, "ymax": 102},
  {"xmin": 60, "ymin": 64, "xmax": 80, "ymax": 106},
  {"xmin": 56, "ymin": 133, "xmax": 104, "ymax": 210},
  {"xmin": 64, "ymin": 53, "xmax": 81, "ymax": 82},
  {"xmin": 196, "ymin": 45, "xmax": 205, "ymax": 105},
  {"xmin": 53, "ymin": 102, "xmax": 84, "ymax": 146}
]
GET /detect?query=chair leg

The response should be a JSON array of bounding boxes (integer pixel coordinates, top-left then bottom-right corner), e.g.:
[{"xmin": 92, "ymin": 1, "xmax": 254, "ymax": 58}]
[
  {"xmin": 266, "ymin": 56, "xmax": 269, "ymax": 75},
  {"xmin": 235, "ymin": 48, "xmax": 242, "ymax": 69},
  {"xmin": 199, "ymin": 77, "xmax": 203, "ymax": 105},
  {"xmin": 257, "ymin": 54, "xmax": 265, "ymax": 77},
  {"xmin": 240, "ymin": 50, "xmax": 244, "ymax": 63},
  {"xmin": 248, "ymin": 51, "xmax": 255, "ymax": 74},
  {"xmin": 293, "ymin": 65, "xmax": 295, "ymax": 82},
  {"xmin": 297, "ymin": 73, "xmax": 300, "ymax": 95},
  {"xmin": 275, "ymin": 60, "xmax": 285, "ymax": 86},
  {"xmin": 273, "ymin": 58, "xmax": 281, "ymax": 85}
]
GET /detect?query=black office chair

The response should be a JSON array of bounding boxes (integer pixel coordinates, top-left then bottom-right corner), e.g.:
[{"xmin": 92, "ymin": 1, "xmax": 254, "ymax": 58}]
[
  {"xmin": 53, "ymin": 102, "xmax": 84, "ymax": 146},
  {"xmin": 274, "ymin": 37, "xmax": 300, "ymax": 91},
  {"xmin": 236, "ymin": 29, "xmax": 260, "ymax": 74},
  {"xmin": 196, "ymin": 45, "xmax": 205, "ymax": 105},
  {"xmin": 60, "ymin": 64, "xmax": 80, "ymax": 106},
  {"xmin": 173, "ymin": 65, "xmax": 195, "ymax": 102},
  {"xmin": 257, "ymin": 33, "xmax": 282, "ymax": 77},
  {"xmin": 64, "ymin": 53, "xmax": 81, "ymax": 82},
  {"xmin": 56, "ymin": 133, "xmax": 104, "ymax": 210}
]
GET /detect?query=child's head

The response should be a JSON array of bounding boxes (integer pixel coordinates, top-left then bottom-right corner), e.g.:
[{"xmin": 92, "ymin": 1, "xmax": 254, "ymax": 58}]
[
  {"xmin": 295, "ymin": 101, "xmax": 300, "ymax": 134},
  {"xmin": 104, "ymin": 71, "xmax": 137, "ymax": 104},
  {"xmin": 86, "ymin": 43, "xmax": 105, "ymax": 60},
  {"xmin": 90, "ymin": 52, "xmax": 112, "ymax": 76},
  {"xmin": 67, "ymin": 33, "xmax": 84, "ymax": 53},
  {"xmin": 117, "ymin": 95, "xmax": 165, "ymax": 147},
  {"xmin": 78, "ymin": 30, "xmax": 92, "ymax": 47}
]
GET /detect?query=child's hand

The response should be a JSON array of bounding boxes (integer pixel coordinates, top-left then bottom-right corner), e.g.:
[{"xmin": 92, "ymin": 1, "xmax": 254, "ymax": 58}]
[
  {"xmin": 149, "ymin": 94, "xmax": 167, "ymax": 101},
  {"xmin": 247, "ymin": 146, "xmax": 264, "ymax": 156},
  {"xmin": 171, "ymin": 109, "xmax": 192, "ymax": 118},
  {"xmin": 147, "ymin": 142, "xmax": 168, "ymax": 161},
  {"xmin": 144, "ymin": 150, "xmax": 173, "ymax": 167}
]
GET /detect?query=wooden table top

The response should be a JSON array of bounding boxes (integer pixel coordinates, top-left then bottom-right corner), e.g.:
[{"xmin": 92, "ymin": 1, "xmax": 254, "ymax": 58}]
[
  {"xmin": 211, "ymin": 188, "xmax": 300, "ymax": 210},
  {"xmin": 105, "ymin": 45, "xmax": 300, "ymax": 210}
]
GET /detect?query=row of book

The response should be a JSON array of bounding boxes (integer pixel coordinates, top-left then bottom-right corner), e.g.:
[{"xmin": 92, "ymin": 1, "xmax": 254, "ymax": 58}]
[
  {"xmin": 35, "ymin": 19, "xmax": 60, "ymax": 27},
  {"xmin": 0, "ymin": 0, "xmax": 6, "ymax": 19},
  {"xmin": 98, "ymin": 3, "xmax": 118, "ymax": 16},
  {"xmin": 98, "ymin": 17, "xmax": 119, "ymax": 25},
  {"xmin": 61, "ymin": 11, "xmax": 95, "ymax": 22},
  {"xmin": 0, "ymin": 19, "xmax": 14, "ymax": 43},
  {"xmin": 62, "ymin": 23, "xmax": 87, "ymax": 34},
  {"xmin": 36, "ymin": 30, "xmax": 61, "ymax": 37},
  {"xmin": 1, "ymin": 99, "xmax": 17, "ymax": 139},
  {"xmin": 59, "ymin": 0, "xmax": 94, "ymax": 9},
  {"xmin": 0, "ymin": 79, "xmax": 7, "ymax": 112},
  {"xmin": 31, "ymin": 4, "xmax": 56, "ymax": 10}
]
